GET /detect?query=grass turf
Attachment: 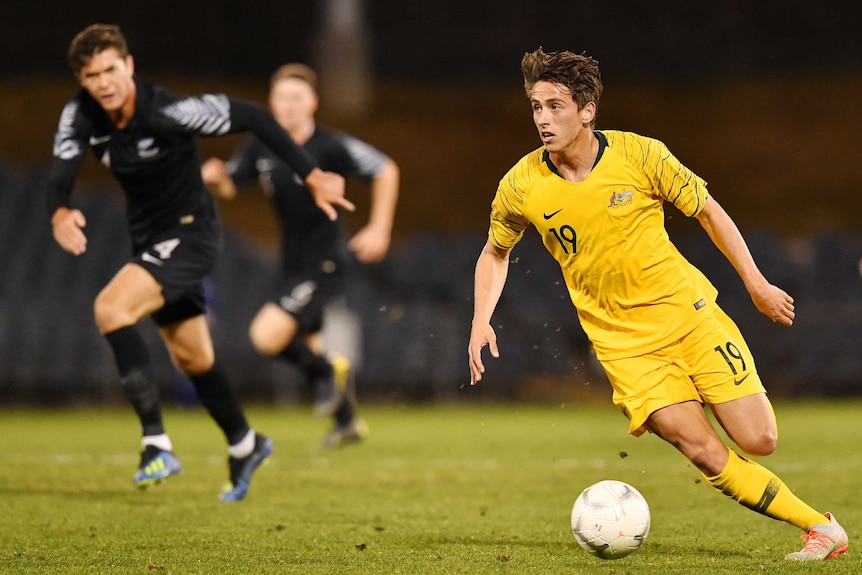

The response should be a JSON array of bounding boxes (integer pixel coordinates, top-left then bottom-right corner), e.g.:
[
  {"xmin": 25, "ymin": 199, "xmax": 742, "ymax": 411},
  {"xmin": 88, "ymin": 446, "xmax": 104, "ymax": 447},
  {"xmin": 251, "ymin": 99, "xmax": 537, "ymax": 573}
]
[{"xmin": 0, "ymin": 400, "xmax": 859, "ymax": 574}]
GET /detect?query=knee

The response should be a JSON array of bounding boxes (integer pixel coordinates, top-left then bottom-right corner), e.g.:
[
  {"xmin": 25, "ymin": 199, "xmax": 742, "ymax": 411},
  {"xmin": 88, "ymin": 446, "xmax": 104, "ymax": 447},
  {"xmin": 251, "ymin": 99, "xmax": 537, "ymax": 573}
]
[
  {"xmin": 249, "ymin": 324, "xmax": 288, "ymax": 357},
  {"xmin": 94, "ymin": 295, "xmax": 130, "ymax": 333},
  {"xmin": 170, "ymin": 346, "xmax": 214, "ymax": 376},
  {"xmin": 738, "ymin": 428, "xmax": 778, "ymax": 457}
]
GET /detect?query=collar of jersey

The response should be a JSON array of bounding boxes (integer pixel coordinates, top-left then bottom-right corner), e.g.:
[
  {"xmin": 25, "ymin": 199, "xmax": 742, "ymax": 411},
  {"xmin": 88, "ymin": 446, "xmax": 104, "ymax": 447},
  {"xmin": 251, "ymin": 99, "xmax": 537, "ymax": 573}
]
[{"xmin": 542, "ymin": 130, "xmax": 607, "ymax": 177}]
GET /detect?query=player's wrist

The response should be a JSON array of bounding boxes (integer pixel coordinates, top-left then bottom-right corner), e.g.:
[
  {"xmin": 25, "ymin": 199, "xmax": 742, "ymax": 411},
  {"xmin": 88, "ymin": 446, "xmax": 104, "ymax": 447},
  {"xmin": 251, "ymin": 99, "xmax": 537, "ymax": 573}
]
[{"xmin": 51, "ymin": 206, "xmax": 72, "ymax": 225}]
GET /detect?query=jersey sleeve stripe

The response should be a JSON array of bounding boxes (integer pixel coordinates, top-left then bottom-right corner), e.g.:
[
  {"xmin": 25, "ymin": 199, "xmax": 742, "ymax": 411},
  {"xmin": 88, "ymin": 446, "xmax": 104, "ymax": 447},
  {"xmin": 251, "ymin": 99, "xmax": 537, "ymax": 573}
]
[
  {"xmin": 52, "ymin": 101, "xmax": 84, "ymax": 160},
  {"xmin": 336, "ymin": 133, "xmax": 388, "ymax": 177},
  {"xmin": 161, "ymin": 94, "xmax": 232, "ymax": 135}
]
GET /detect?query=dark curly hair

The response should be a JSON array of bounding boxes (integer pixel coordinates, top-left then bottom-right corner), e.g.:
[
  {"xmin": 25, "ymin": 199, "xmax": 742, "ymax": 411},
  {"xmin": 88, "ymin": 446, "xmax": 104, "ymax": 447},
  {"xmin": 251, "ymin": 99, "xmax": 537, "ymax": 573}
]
[{"xmin": 68, "ymin": 24, "xmax": 128, "ymax": 75}]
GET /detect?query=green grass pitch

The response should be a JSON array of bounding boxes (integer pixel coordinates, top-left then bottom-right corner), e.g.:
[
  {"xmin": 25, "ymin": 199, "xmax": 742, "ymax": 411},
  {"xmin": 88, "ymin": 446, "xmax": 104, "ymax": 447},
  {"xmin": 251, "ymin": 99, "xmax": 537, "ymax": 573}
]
[{"xmin": 0, "ymin": 400, "xmax": 859, "ymax": 574}]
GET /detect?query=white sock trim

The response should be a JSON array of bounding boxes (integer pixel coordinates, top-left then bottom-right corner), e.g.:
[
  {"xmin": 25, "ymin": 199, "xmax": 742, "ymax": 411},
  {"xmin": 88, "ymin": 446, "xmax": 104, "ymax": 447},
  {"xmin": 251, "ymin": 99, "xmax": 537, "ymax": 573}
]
[
  {"xmin": 228, "ymin": 429, "xmax": 256, "ymax": 459},
  {"xmin": 142, "ymin": 434, "xmax": 173, "ymax": 452}
]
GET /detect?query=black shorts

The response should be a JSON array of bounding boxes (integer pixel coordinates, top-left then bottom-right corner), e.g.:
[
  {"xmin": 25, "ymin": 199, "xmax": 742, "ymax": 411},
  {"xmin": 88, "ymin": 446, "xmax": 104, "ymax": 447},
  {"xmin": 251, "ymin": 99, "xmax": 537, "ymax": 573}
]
[
  {"xmin": 273, "ymin": 259, "xmax": 345, "ymax": 333},
  {"xmin": 132, "ymin": 221, "xmax": 222, "ymax": 327}
]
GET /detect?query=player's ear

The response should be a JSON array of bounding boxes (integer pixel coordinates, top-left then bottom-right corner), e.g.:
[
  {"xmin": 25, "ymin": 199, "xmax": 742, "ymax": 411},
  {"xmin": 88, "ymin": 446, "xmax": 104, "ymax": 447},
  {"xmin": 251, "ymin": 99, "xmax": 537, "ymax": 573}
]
[
  {"xmin": 126, "ymin": 55, "xmax": 135, "ymax": 75},
  {"xmin": 581, "ymin": 101, "xmax": 596, "ymax": 125}
]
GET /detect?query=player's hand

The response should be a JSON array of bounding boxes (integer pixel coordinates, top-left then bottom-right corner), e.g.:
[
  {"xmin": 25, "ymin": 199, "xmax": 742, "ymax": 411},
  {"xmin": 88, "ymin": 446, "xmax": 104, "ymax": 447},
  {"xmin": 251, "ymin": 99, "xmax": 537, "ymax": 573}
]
[
  {"xmin": 51, "ymin": 207, "xmax": 88, "ymax": 255},
  {"xmin": 201, "ymin": 157, "xmax": 227, "ymax": 185},
  {"xmin": 304, "ymin": 168, "xmax": 355, "ymax": 221},
  {"xmin": 349, "ymin": 225, "xmax": 391, "ymax": 263},
  {"xmin": 201, "ymin": 157, "xmax": 238, "ymax": 199},
  {"xmin": 750, "ymin": 282, "xmax": 795, "ymax": 326},
  {"xmin": 468, "ymin": 322, "xmax": 499, "ymax": 385}
]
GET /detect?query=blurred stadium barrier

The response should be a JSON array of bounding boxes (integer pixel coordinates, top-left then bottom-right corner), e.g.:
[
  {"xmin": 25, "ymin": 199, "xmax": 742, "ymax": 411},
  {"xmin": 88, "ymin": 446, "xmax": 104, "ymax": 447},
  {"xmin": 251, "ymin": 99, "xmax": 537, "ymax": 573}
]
[{"xmin": 2, "ymin": 166, "xmax": 862, "ymax": 404}]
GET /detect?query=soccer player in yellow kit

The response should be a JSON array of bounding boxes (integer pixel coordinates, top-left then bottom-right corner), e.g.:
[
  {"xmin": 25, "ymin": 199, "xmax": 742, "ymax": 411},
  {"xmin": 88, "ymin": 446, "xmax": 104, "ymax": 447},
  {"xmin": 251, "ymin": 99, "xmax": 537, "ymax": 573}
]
[{"xmin": 467, "ymin": 48, "xmax": 848, "ymax": 561}]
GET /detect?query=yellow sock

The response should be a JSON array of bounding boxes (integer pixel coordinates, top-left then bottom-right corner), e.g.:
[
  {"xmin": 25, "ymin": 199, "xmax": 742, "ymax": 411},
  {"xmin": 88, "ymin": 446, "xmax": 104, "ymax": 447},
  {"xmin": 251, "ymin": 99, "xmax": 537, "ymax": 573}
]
[{"xmin": 706, "ymin": 447, "xmax": 828, "ymax": 531}]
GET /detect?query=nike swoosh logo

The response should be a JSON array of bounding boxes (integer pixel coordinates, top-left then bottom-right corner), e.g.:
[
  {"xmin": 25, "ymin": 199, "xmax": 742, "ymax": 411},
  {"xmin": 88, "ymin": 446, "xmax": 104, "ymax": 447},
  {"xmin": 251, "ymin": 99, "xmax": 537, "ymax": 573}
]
[
  {"xmin": 141, "ymin": 252, "xmax": 164, "ymax": 267},
  {"xmin": 89, "ymin": 135, "xmax": 112, "ymax": 145},
  {"xmin": 733, "ymin": 374, "xmax": 750, "ymax": 386},
  {"xmin": 543, "ymin": 208, "xmax": 563, "ymax": 220}
]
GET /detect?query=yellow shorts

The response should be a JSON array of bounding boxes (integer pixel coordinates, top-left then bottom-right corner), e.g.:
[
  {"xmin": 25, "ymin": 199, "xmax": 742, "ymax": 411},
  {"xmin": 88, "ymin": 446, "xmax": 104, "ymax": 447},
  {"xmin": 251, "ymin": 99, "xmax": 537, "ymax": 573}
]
[{"xmin": 601, "ymin": 306, "xmax": 766, "ymax": 436}]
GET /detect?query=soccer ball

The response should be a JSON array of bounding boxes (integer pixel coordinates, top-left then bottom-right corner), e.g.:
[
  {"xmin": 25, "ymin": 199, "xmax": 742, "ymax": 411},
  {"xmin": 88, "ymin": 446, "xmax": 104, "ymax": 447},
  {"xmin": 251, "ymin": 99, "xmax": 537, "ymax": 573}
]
[{"xmin": 570, "ymin": 479, "xmax": 650, "ymax": 560}]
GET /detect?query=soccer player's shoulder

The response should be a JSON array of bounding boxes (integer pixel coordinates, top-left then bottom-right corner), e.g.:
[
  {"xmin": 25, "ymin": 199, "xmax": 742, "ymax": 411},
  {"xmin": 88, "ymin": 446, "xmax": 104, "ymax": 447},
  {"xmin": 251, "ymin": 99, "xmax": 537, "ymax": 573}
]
[
  {"xmin": 500, "ymin": 147, "xmax": 545, "ymax": 189},
  {"xmin": 601, "ymin": 130, "xmax": 668, "ymax": 164},
  {"xmin": 601, "ymin": 129, "xmax": 662, "ymax": 149},
  {"xmin": 315, "ymin": 127, "xmax": 358, "ymax": 153}
]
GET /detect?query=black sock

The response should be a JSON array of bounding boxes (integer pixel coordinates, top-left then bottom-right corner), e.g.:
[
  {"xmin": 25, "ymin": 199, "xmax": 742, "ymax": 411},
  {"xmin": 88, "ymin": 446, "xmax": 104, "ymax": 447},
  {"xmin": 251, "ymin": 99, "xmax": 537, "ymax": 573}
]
[
  {"xmin": 279, "ymin": 339, "xmax": 333, "ymax": 392},
  {"xmin": 104, "ymin": 326, "xmax": 164, "ymax": 436},
  {"xmin": 189, "ymin": 362, "xmax": 250, "ymax": 446},
  {"xmin": 333, "ymin": 397, "xmax": 356, "ymax": 426}
]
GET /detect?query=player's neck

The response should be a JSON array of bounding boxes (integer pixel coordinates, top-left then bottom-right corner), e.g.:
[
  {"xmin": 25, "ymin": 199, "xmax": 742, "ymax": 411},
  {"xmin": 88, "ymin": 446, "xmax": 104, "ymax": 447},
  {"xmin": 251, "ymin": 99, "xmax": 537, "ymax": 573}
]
[
  {"xmin": 550, "ymin": 129, "xmax": 598, "ymax": 183},
  {"xmin": 286, "ymin": 121, "xmax": 315, "ymax": 145}
]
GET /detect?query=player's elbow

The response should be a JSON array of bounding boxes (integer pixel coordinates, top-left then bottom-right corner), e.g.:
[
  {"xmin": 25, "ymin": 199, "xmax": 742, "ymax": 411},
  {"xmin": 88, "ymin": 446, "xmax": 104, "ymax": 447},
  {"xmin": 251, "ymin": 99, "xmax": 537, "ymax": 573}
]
[
  {"xmin": 383, "ymin": 158, "xmax": 400, "ymax": 180},
  {"xmin": 374, "ymin": 159, "xmax": 400, "ymax": 190}
]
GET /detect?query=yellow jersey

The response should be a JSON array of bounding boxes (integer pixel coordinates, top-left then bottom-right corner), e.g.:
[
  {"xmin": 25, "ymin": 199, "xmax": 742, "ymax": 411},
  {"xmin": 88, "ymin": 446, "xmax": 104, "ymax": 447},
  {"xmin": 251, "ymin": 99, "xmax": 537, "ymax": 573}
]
[{"xmin": 489, "ymin": 130, "xmax": 718, "ymax": 360}]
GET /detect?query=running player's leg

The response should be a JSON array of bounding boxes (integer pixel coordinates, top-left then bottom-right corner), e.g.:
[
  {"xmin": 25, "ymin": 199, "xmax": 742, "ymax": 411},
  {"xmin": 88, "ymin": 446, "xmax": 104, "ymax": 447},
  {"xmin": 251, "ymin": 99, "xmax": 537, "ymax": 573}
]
[
  {"xmin": 657, "ymin": 398, "xmax": 848, "ymax": 560},
  {"xmin": 644, "ymin": 400, "xmax": 730, "ymax": 476},
  {"xmin": 160, "ymin": 314, "xmax": 249, "ymax": 444},
  {"xmin": 94, "ymin": 263, "xmax": 177, "ymax": 484},
  {"xmin": 146, "ymin": 220, "xmax": 271, "ymax": 500},
  {"xmin": 709, "ymin": 393, "xmax": 776, "ymax": 457},
  {"xmin": 646, "ymin": 400, "xmax": 831, "ymax": 528},
  {"xmin": 160, "ymin": 314, "xmax": 272, "ymax": 501},
  {"xmin": 710, "ymin": 393, "xmax": 847, "ymax": 559},
  {"xmin": 691, "ymin": 308, "xmax": 847, "ymax": 559},
  {"xmin": 701, "ymin": 306, "xmax": 777, "ymax": 457},
  {"xmin": 707, "ymin": 395, "xmax": 826, "ymax": 526},
  {"xmin": 250, "ymin": 301, "xmax": 340, "ymax": 417},
  {"xmin": 249, "ymin": 302, "xmax": 302, "ymax": 357},
  {"xmin": 250, "ymin": 296, "xmax": 365, "ymax": 446},
  {"xmin": 306, "ymin": 331, "xmax": 367, "ymax": 447},
  {"xmin": 95, "ymin": 263, "xmax": 166, "ymax": 332}
]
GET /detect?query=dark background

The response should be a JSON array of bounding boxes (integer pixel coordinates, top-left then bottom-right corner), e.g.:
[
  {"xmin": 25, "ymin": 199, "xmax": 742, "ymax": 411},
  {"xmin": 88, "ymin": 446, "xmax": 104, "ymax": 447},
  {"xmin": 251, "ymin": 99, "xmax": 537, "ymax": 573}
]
[
  {"xmin": 5, "ymin": 2, "xmax": 862, "ymax": 82},
  {"xmin": 1, "ymin": 1, "xmax": 862, "ymax": 402}
]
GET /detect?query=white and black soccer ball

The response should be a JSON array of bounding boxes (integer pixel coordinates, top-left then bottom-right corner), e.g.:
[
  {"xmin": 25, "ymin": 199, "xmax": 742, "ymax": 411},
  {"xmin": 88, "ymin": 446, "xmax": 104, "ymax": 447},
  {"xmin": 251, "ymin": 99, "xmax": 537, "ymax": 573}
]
[{"xmin": 570, "ymin": 479, "xmax": 650, "ymax": 560}]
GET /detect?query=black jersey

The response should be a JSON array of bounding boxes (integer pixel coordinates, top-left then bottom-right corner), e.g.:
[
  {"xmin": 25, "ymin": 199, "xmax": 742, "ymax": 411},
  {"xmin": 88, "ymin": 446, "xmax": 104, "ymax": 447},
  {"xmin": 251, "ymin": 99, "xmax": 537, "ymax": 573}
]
[
  {"xmin": 226, "ymin": 127, "xmax": 388, "ymax": 271},
  {"xmin": 47, "ymin": 77, "xmax": 317, "ymax": 251}
]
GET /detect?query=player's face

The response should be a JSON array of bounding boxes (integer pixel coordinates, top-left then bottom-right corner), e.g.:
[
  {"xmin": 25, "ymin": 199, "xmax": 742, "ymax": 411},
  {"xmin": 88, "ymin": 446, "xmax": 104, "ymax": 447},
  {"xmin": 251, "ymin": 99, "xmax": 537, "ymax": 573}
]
[
  {"xmin": 77, "ymin": 48, "xmax": 135, "ymax": 114},
  {"xmin": 269, "ymin": 78, "xmax": 318, "ymax": 131},
  {"xmin": 530, "ymin": 81, "xmax": 593, "ymax": 154}
]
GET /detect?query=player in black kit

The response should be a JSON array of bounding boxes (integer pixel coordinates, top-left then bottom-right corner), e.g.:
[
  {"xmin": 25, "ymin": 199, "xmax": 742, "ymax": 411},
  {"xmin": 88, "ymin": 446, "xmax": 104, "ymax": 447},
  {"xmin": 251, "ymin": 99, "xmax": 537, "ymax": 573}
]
[
  {"xmin": 202, "ymin": 63, "xmax": 399, "ymax": 447},
  {"xmin": 48, "ymin": 24, "xmax": 354, "ymax": 501}
]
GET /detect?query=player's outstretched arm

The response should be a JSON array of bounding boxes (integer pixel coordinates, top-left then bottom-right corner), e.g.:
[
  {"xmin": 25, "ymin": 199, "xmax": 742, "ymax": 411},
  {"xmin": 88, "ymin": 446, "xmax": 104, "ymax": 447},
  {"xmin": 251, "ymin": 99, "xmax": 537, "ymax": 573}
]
[
  {"xmin": 51, "ymin": 207, "xmax": 88, "ymax": 255},
  {"xmin": 46, "ymin": 104, "xmax": 89, "ymax": 255},
  {"xmin": 469, "ymin": 241, "xmax": 512, "ymax": 385},
  {"xmin": 349, "ymin": 158, "xmax": 400, "ymax": 263},
  {"xmin": 469, "ymin": 322, "xmax": 499, "ymax": 386},
  {"xmin": 695, "ymin": 196, "xmax": 795, "ymax": 326},
  {"xmin": 224, "ymin": 99, "xmax": 354, "ymax": 220}
]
